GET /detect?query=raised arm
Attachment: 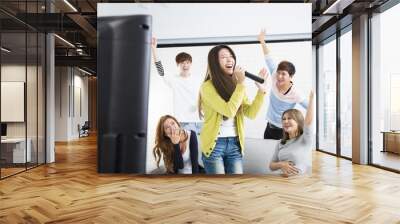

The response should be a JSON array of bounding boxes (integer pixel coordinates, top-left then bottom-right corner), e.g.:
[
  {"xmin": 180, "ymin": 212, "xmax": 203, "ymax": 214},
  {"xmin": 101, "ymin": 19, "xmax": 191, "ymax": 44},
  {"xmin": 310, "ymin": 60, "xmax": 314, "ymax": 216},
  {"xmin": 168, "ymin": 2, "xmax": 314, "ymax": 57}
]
[
  {"xmin": 258, "ymin": 29, "xmax": 276, "ymax": 75},
  {"xmin": 258, "ymin": 29, "xmax": 270, "ymax": 56},
  {"xmin": 304, "ymin": 91, "xmax": 314, "ymax": 126},
  {"xmin": 242, "ymin": 68, "xmax": 268, "ymax": 119},
  {"xmin": 151, "ymin": 37, "xmax": 159, "ymax": 62},
  {"xmin": 151, "ymin": 37, "xmax": 165, "ymax": 76}
]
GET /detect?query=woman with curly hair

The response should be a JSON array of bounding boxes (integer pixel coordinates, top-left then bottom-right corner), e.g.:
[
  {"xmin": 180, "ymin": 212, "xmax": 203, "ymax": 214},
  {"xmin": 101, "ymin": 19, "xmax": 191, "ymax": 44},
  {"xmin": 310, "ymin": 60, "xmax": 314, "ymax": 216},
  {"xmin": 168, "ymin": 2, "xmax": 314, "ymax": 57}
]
[{"xmin": 153, "ymin": 115, "xmax": 200, "ymax": 174}]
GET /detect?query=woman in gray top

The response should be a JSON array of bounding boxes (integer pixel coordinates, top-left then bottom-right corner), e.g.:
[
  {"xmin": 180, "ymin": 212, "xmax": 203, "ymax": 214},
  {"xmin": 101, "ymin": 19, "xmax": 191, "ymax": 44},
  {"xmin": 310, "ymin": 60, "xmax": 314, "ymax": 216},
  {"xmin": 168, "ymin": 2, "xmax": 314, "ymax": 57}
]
[{"xmin": 269, "ymin": 91, "xmax": 314, "ymax": 177}]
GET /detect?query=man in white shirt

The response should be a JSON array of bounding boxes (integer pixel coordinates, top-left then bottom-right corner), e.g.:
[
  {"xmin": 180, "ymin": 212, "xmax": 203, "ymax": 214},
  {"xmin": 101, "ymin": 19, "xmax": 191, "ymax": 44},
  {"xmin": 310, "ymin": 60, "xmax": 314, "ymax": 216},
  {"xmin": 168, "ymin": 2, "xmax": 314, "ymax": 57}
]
[{"xmin": 151, "ymin": 38, "xmax": 202, "ymax": 134}]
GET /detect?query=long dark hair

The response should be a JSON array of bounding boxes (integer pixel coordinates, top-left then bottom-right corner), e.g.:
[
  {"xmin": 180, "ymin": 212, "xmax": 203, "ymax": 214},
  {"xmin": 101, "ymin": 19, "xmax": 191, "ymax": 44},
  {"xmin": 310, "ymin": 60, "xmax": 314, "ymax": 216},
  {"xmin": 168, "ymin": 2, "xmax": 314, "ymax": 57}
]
[
  {"xmin": 281, "ymin": 109, "xmax": 304, "ymax": 145},
  {"xmin": 198, "ymin": 45, "xmax": 237, "ymax": 118}
]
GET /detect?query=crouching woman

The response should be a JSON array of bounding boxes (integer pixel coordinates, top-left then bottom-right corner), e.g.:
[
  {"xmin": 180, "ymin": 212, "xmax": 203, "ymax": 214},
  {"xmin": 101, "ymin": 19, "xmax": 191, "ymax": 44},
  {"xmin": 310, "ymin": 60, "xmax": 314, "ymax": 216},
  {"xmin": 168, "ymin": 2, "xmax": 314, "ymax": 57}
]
[{"xmin": 153, "ymin": 115, "xmax": 200, "ymax": 174}]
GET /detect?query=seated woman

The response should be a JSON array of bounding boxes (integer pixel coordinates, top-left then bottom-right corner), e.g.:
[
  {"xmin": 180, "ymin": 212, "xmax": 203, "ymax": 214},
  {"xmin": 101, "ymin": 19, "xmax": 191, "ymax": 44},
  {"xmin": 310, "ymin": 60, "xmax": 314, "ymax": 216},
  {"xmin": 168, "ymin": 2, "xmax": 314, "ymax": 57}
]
[
  {"xmin": 269, "ymin": 91, "xmax": 314, "ymax": 177},
  {"xmin": 153, "ymin": 115, "xmax": 200, "ymax": 174}
]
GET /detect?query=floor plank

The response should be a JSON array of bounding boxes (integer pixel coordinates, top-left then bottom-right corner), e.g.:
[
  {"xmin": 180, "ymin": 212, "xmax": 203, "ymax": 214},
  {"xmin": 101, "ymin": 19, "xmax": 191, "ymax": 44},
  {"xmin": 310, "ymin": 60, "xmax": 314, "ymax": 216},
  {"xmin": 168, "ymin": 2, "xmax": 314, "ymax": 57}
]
[{"xmin": 1, "ymin": 136, "xmax": 400, "ymax": 223}]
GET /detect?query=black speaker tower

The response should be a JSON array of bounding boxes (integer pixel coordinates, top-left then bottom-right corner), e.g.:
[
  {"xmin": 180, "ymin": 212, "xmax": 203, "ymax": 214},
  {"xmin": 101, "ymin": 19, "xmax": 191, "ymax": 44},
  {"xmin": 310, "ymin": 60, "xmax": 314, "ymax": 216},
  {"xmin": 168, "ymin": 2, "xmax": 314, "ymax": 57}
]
[{"xmin": 97, "ymin": 15, "xmax": 151, "ymax": 173}]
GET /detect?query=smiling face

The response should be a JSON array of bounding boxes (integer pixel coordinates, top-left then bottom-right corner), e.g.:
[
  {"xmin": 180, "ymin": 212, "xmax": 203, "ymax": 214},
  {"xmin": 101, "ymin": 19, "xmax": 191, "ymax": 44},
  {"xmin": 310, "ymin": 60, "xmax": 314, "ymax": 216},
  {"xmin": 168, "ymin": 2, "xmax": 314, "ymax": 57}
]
[
  {"xmin": 204, "ymin": 45, "xmax": 237, "ymax": 102},
  {"xmin": 281, "ymin": 109, "xmax": 304, "ymax": 140},
  {"xmin": 178, "ymin": 60, "xmax": 192, "ymax": 75},
  {"xmin": 282, "ymin": 113, "xmax": 299, "ymax": 136},
  {"xmin": 218, "ymin": 48, "xmax": 235, "ymax": 75},
  {"xmin": 276, "ymin": 70, "xmax": 292, "ymax": 88},
  {"xmin": 163, "ymin": 118, "xmax": 180, "ymax": 137},
  {"xmin": 276, "ymin": 61, "xmax": 295, "ymax": 89}
]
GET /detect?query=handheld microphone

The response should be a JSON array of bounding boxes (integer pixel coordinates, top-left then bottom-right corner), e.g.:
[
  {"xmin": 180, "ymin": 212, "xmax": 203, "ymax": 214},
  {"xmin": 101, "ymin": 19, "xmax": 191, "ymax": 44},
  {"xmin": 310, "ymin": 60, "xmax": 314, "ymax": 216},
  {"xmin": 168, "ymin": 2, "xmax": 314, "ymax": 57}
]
[{"xmin": 245, "ymin": 71, "xmax": 264, "ymax": 84}]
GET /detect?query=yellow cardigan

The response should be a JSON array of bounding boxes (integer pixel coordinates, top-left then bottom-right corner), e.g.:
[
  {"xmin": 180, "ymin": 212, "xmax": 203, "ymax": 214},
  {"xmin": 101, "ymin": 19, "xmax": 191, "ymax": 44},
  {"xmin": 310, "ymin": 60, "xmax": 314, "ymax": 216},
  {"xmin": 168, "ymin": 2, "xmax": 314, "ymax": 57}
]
[{"xmin": 200, "ymin": 80, "xmax": 266, "ymax": 157}]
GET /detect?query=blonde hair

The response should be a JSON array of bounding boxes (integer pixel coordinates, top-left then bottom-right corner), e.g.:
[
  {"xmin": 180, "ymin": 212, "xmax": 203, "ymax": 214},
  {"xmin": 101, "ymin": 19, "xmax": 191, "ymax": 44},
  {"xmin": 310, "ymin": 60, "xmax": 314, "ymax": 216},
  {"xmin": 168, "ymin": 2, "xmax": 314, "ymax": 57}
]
[{"xmin": 281, "ymin": 109, "xmax": 304, "ymax": 145}]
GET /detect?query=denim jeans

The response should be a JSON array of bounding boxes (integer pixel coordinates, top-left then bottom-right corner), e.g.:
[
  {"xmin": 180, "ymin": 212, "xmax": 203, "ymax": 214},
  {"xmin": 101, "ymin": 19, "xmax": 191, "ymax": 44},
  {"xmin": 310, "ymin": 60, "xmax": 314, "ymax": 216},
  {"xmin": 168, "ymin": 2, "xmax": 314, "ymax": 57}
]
[
  {"xmin": 202, "ymin": 137, "xmax": 243, "ymax": 174},
  {"xmin": 180, "ymin": 122, "xmax": 203, "ymax": 135}
]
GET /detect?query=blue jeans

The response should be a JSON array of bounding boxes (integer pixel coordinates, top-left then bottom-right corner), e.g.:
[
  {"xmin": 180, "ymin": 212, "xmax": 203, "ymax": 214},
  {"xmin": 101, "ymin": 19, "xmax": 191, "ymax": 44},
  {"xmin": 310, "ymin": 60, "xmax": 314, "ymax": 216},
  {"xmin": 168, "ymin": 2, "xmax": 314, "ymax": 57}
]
[
  {"xmin": 202, "ymin": 137, "xmax": 243, "ymax": 174},
  {"xmin": 180, "ymin": 122, "xmax": 203, "ymax": 135}
]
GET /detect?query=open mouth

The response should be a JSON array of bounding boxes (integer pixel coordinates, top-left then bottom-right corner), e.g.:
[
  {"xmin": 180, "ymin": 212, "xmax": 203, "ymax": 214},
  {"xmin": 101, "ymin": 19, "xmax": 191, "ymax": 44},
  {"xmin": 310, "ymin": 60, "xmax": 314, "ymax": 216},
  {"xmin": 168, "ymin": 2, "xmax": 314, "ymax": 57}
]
[{"xmin": 225, "ymin": 64, "xmax": 234, "ymax": 71}]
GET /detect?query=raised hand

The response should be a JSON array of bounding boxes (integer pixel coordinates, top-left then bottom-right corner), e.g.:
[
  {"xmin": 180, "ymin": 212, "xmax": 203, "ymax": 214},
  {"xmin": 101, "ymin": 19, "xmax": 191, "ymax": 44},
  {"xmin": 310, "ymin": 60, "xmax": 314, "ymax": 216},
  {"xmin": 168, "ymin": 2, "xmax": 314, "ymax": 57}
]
[
  {"xmin": 233, "ymin": 65, "xmax": 245, "ymax": 84},
  {"xmin": 258, "ymin": 29, "xmax": 270, "ymax": 56},
  {"xmin": 255, "ymin": 67, "xmax": 269, "ymax": 93},
  {"xmin": 151, "ymin": 37, "xmax": 160, "ymax": 63},
  {"xmin": 151, "ymin": 37, "xmax": 157, "ymax": 49},
  {"xmin": 166, "ymin": 127, "xmax": 181, "ymax": 144},
  {"xmin": 258, "ymin": 28, "xmax": 266, "ymax": 44},
  {"xmin": 305, "ymin": 90, "xmax": 314, "ymax": 126},
  {"xmin": 309, "ymin": 90, "xmax": 314, "ymax": 102}
]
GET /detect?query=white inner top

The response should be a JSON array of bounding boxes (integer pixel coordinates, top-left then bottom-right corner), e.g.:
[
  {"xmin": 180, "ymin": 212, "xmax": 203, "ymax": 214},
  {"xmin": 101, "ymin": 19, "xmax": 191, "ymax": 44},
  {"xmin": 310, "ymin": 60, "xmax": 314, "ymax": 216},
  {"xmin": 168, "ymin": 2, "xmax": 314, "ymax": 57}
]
[{"xmin": 218, "ymin": 118, "xmax": 237, "ymax": 137}]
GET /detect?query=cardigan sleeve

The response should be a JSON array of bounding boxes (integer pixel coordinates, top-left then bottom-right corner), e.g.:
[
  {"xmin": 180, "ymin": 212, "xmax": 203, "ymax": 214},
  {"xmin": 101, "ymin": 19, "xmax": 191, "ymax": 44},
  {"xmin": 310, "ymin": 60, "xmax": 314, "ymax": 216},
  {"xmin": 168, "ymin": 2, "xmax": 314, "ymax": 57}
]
[
  {"xmin": 173, "ymin": 144, "xmax": 184, "ymax": 173},
  {"xmin": 201, "ymin": 83, "xmax": 246, "ymax": 118},
  {"xmin": 242, "ymin": 91, "xmax": 266, "ymax": 119},
  {"xmin": 189, "ymin": 130, "xmax": 199, "ymax": 174}
]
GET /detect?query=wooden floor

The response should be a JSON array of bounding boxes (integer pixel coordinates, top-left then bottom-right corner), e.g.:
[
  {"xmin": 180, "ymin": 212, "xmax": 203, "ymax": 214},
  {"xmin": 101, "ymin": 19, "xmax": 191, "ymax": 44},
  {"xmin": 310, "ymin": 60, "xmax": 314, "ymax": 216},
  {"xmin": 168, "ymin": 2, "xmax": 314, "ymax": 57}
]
[
  {"xmin": 1, "ymin": 136, "xmax": 400, "ymax": 223},
  {"xmin": 373, "ymin": 151, "xmax": 400, "ymax": 171},
  {"xmin": 1, "ymin": 163, "xmax": 44, "ymax": 178},
  {"xmin": 1, "ymin": 167, "xmax": 26, "ymax": 178}
]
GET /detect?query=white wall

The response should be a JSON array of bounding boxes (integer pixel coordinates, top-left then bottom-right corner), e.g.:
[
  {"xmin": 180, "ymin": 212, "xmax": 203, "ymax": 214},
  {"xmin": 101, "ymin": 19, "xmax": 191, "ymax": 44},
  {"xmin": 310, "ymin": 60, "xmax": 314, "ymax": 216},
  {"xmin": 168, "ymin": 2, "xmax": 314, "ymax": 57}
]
[
  {"xmin": 98, "ymin": 3, "xmax": 311, "ymax": 42},
  {"xmin": 1, "ymin": 82, "xmax": 25, "ymax": 122},
  {"xmin": 1, "ymin": 65, "xmax": 36, "ymax": 138},
  {"xmin": 1, "ymin": 64, "xmax": 46, "ymax": 164},
  {"xmin": 55, "ymin": 67, "xmax": 89, "ymax": 141},
  {"xmin": 55, "ymin": 67, "xmax": 69, "ymax": 141},
  {"xmin": 1, "ymin": 65, "xmax": 26, "ymax": 139},
  {"xmin": 46, "ymin": 32, "xmax": 56, "ymax": 163},
  {"xmin": 1, "ymin": 65, "xmax": 26, "ymax": 81},
  {"xmin": 72, "ymin": 72, "xmax": 89, "ymax": 138}
]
